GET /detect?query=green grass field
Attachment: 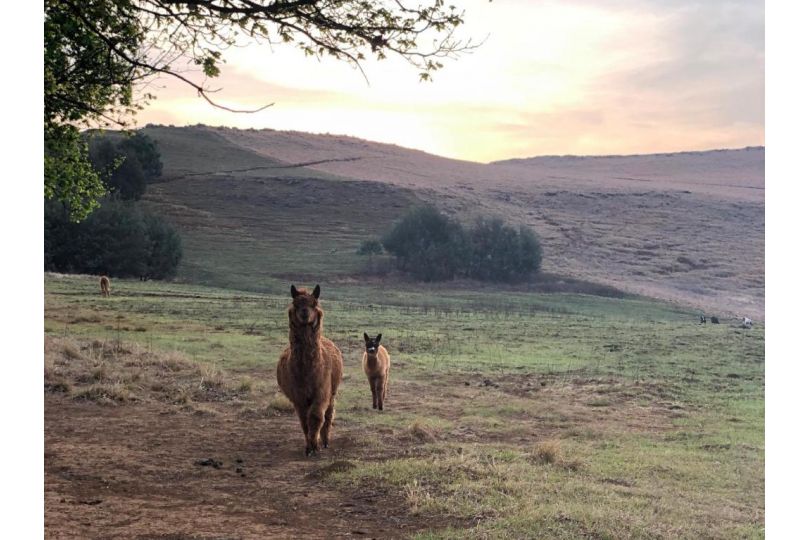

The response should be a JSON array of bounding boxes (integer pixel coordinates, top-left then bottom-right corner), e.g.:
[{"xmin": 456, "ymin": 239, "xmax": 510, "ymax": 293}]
[{"xmin": 45, "ymin": 273, "xmax": 764, "ymax": 538}]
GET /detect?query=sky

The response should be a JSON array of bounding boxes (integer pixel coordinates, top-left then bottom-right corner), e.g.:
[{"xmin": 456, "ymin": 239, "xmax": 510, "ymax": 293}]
[{"xmin": 135, "ymin": 0, "xmax": 764, "ymax": 163}]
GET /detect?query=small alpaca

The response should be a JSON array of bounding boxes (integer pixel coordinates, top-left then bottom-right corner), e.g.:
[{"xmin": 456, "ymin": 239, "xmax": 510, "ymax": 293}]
[
  {"xmin": 276, "ymin": 285, "xmax": 344, "ymax": 456},
  {"xmin": 362, "ymin": 333, "xmax": 390, "ymax": 411},
  {"xmin": 99, "ymin": 275, "xmax": 111, "ymax": 297}
]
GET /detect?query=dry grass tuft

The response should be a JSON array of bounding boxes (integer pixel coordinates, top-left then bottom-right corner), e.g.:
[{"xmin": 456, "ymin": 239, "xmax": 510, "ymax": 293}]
[
  {"xmin": 237, "ymin": 376, "xmax": 254, "ymax": 393},
  {"xmin": 405, "ymin": 422, "xmax": 438, "ymax": 443},
  {"xmin": 268, "ymin": 392, "xmax": 294, "ymax": 412},
  {"xmin": 531, "ymin": 439, "xmax": 562, "ymax": 465},
  {"xmin": 61, "ymin": 341, "xmax": 84, "ymax": 361},
  {"xmin": 45, "ymin": 380, "xmax": 72, "ymax": 394},
  {"xmin": 173, "ymin": 385, "xmax": 194, "ymax": 405},
  {"xmin": 91, "ymin": 364, "xmax": 107, "ymax": 382},
  {"xmin": 153, "ymin": 350, "xmax": 194, "ymax": 372},
  {"xmin": 404, "ymin": 479, "xmax": 433, "ymax": 515},
  {"xmin": 73, "ymin": 382, "xmax": 134, "ymax": 404},
  {"xmin": 199, "ymin": 364, "xmax": 225, "ymax": 389}
]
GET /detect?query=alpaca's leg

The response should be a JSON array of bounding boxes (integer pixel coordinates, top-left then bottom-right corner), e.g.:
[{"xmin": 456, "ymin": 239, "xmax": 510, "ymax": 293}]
[
  {"xmin": 305, "ymin": 405, "xmax": 325, "ymax": 456},
  {"xmin": 320, "ymin": 400, "xmax": 335, "ymax": 449},
  {"xmin": 376, "ymin": 378, "xmax": 384, "ymax": 411},
  {"xmin": 295, "ymin": 407, "xmax": 308, "ymax": 436},
  {"xmin": 369, "ymin": 378, "xmax": 378, "ymax": 409}
]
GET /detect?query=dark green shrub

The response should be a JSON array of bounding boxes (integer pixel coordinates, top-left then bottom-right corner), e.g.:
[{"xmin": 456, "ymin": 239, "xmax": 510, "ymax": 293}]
[
  {"xmin": 380, "ymin": 206, "xmax": 542, "ymax": 282},
  {"xmin": 382, "ymin": 206, "xmax": 471, "ymax": 281},
  {"xmin": 468, "ymin": 218, "xmax": 542, "ymax": 282},
  {"xmin": 44, "ymin": 199, "xmax": 182, "ymax": 279}
]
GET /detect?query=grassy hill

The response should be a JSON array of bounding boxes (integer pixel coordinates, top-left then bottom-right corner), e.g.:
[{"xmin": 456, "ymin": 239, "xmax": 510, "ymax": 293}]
[
  {"xmin": 138, "ymin": 125, "xmax": 419, "ymax": 292},
  {"xmin": 135, "ymin": 125, "xmax": 763, "ymax": 318}
]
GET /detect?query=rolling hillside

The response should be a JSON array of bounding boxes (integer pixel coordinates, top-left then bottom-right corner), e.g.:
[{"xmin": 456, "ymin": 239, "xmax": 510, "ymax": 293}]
[{"xmin": 139, "ymin": 125, "xmax": 764, "ymax": 319}]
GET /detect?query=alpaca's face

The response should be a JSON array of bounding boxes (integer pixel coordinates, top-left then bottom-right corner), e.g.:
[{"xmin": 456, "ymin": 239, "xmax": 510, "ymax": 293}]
[
  {"xmin": 290, "ymin": 284, "xmax": 321, "ymax": 326},
  {"xmin": 363, "ymin": 333, "xmax": 383, "ymax": 354}
]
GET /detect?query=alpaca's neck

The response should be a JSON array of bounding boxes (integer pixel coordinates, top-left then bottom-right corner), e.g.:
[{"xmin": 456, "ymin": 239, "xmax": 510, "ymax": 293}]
[{"xmin": 289, "ymin": 322, "xmax": 321, "ymax": 363}]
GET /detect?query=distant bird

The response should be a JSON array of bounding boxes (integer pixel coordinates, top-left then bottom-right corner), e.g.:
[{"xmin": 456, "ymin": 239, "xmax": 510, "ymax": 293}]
[
  {"xmin": 700, "ymin": 315, "xmax": 706, "ymax": 324},
  {"xmin": 710, "ymin": 316, "xmax": 720, "ymax": 324}
]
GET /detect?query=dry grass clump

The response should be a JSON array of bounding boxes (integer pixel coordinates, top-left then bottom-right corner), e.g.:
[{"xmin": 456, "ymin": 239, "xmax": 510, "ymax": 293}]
[
  {"xmin": 173, "ymin": 384, "xmax": 194, "ymax": 405},
  {"xmin": 267, "ymin": 392, "xmax": 294, "ymax": 412},
  {"xmin": 73, "ymin": 382, "xmax": 134, "ymax": 405},
  {"xmin": 91, "ymin": 364, "xmax": 107, "ymax": 382},
  {"xmin": 61, "ymin": 341, "xmax": 84, "ymax": 361},
  {"xmin": 44, "ymin": 336, "xmax": 245, "ymax": 406},
  {"xmin": 199, "ymin": 364, "xmax": 225, "ymax": 390},
  {"xmin": 405, "ymin": 422, "xmax": 438, "ymax": 443},
  {"xmin": 145, "ymin": 350, "xmax": 195, "ymax": 372},
  {"xmin": 45, "ymin": 380, "xmax": 72, "ymax": 394},
  {"xmin": 404, "ymin": 479, "xmax": 433, "ymax": 515},
  {"xmin": 531, "ymin": 440, "xmax": 562, "ymax": 465},
  {"xmin": 237, "ymin": 376, "xmax": 255, "ymax": 393}
]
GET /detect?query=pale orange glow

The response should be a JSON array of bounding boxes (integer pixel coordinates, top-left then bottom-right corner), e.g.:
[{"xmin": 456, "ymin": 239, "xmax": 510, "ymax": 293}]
[{"xmin": 135, "ymin": 0, "xmax": 764, "ymax": 162}]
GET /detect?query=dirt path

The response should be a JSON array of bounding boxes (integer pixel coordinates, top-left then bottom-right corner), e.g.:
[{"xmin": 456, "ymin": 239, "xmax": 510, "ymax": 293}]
[{"xmin": 45, "ymin": 396, "xmax": 444, "ymax": 539}]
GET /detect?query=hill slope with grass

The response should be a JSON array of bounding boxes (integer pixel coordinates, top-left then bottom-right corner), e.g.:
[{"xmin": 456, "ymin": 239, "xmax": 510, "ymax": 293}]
[{"xmin": 137, "ymin": 125, "xmax": 764, "ymax": 318}]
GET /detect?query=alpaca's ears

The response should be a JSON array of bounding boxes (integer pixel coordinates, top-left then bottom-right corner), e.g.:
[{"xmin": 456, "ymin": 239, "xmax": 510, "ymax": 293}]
[
  {"xmin": 376, "ymin": 333, "xmax": 382, "ymax": 343},
  {"xmin": 313, "ymin": 284, "xmax": 321, "ymax": 299},
  {"xmin": 290, "ymin": 285, "xmax": 300, "ymax": 298},
  {"xmin": 363, "ymin": 332, "xmax": 370, "ymax": 342}
]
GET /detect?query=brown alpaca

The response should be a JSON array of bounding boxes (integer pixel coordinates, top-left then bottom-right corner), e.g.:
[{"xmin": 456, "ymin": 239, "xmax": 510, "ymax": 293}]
[
  {"xmin": 99, "ymin": 275, "xmax": 111, "ymax": 297},
  {"xmin": 362, "ymin": 333, "xmax": 390, "ymax": 411},
  {"xmin": 277, "ymin": 285, "xmax": 343, "ymax": 456}
]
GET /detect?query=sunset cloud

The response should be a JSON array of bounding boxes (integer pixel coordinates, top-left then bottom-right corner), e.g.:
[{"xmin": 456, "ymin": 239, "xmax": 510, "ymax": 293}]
[{"xmin": 135, "ymin": 0, "xmax": 764, "ymax": 162}]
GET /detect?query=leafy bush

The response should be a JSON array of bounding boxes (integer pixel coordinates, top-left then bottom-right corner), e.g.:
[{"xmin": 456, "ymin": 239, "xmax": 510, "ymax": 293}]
[
  {"xmin": 468, "ymin": 218, "xmax": 542, "ymax": 282},
  {"xmin": 379, "ymin": 206, "xmax": 542, "ymax": 282},
  {"xmin": 356, "ymin": 239, "xmax": 384, "ymax": 256},
  {"xmin": 45, "ymin": 199, "xmax": 182, "ymax": 279},
  {"xmin": 382, "ymin": 206, "xmax": 471, "ymax": 281}
]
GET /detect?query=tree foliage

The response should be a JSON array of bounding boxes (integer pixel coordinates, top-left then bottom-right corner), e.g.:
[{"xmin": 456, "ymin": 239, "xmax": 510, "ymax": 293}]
[
  {"xmin": 45, "ymin": 199, "xmax": 183, "ymax": 279},
  {"xmin": 381, "ymin": 206, "xmax": 543, "ymax": 283},
  {"xmin": 118, "ymin": 132, "xmax": 163, "ymax": 181},
  {"xmin": 44, "ymin": 125, "xmax": 107, "ymax": 222},
  {"xmin": 44, "ymin": 0, "xmax": 474, "ymax": 219},
  {"xmin": 45, "ymin": 0, "xmax": 145, "ymax": 219},
  {"xmin": 87, "ymin": 132, "xmax": 162, "ymax": 200}
]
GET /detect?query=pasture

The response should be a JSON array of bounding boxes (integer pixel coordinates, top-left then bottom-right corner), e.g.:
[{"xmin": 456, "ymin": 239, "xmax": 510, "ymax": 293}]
[{"xmin": 44, "ymin": 273, "xmax": 764, "ymax": 538}]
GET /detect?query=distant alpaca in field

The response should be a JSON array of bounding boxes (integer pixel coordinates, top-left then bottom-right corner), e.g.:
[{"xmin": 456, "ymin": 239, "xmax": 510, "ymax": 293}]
[
  {"xmin": 362, "ymin": 333, "xmax": 390, "ymax": 411},
  {"xmin": 99, "ymin": 275, "xmax": 111, "ymax": 297},
  {"xmin": 276, "ymin": 285, "xmax": 344, "ymax": 456}
]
